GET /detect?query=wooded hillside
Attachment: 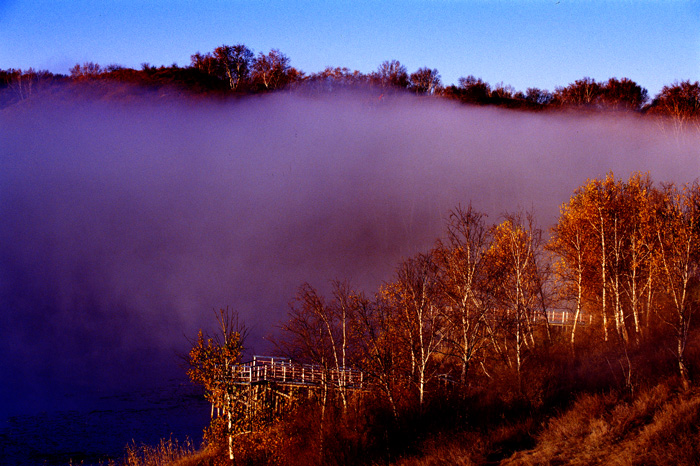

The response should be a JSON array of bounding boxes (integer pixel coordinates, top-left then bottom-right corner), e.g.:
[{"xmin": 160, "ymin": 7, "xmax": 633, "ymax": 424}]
[
  {"xmin": 180, "ymin": 173, "xmax": 700, "ymax": 465},
  {"xmin": 3, "ymin": 43, "xmax": 700, "ymax": 131}
]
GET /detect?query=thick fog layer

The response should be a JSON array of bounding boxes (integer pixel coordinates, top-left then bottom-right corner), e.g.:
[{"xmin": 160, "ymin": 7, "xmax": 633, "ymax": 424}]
[{"xmin": 1, "ymin": 91, "xmax": 698, "ymax": 418}]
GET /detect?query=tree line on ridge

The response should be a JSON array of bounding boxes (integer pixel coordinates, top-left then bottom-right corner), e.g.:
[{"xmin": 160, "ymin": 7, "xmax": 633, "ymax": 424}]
[{"xmin": 2, "ymin": 42, "xmax": 700, "ymax": 129}]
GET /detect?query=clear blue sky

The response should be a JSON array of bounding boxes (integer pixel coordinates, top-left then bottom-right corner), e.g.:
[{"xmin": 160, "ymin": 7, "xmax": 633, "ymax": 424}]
[{"xmin": 0, "ymin": 0, "xmax": 698, "ymax": 97}]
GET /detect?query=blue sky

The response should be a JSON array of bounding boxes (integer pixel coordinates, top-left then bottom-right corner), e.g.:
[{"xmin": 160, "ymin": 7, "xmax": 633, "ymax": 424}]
[{"xmin": 0, "ymin": 0, "xmax": 698, "ymax": 97}]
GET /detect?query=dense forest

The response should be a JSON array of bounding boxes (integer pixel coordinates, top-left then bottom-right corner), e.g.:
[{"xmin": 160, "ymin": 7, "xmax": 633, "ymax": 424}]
[
  {"xmin": 5, "ymin": 44, "xmax": 700, "ymax": 465},
  {"xmin": 169, "ymin": 173, "xmax": 700, "ymax": 466},
  {"xmin": 2, "ymin": 42, "xmax": 700, "ymax": 131}
]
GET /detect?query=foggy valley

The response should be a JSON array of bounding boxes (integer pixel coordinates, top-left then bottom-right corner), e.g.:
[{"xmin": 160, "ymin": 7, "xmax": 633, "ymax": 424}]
[{"xmin": 1, "ymin": 88, "xmax": 699, "ymax": 462}]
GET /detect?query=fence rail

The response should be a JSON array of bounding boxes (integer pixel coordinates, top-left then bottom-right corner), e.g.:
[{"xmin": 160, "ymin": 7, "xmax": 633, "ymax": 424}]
[
  {"xmin": 546, "ymin": 310, "xmax": 591, "ymax": 327},
  {"xmin": 232, "ymin": 355, "xmax": 364, "ymax": 389}
]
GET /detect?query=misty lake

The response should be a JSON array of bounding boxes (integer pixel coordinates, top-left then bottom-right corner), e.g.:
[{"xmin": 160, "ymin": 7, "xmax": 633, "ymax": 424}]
[{"xmin": 0, "ymin": 378, "xmax": 210, "ymax": 465}]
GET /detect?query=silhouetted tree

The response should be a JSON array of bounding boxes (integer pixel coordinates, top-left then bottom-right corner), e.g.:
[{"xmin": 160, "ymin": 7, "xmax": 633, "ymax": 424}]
[
  {"xmin": 190, "ymin": 52, "xmax": 219, "ymax": 76},
  {"xmin": 213, "ymin": 44, "xmax": 254, "ymax": 91},
  {"xmin": 454, "ymin": 76, "xmax": 492, "ymax": 104},
  {"xmin": 305, "ymin": 67, "xmax": 368, "ymax": 92},
  {"xmin": 525, "ymin": 87, "xmax": 553, "ymax": 106},
  {"xmin": 70, "ymin": 62, "xmax": 103, "ymax": 79},
  {"xmin": 373, "ymin": 60, "xmax": 409, "ymax": 89},
  {"xmin": 491, "ymin": 83, "xmax": 514, "ymax": 100},
  {"xmin": 555, "ymin": 77, "xmax": 603, "ymax": 107},
  {"xmin": 648, "ymin": 80, "xmax": 700, "ymax": 132},
  {"xmin": 351, "ymin": 291, "xmax": 403, "ymax": 417},
  {"xmin": 251, "ymin": 49, "xmax": 293, "ymax": 91},
  {"xmin": 601, "ymin": 77, "xmax": 648, "ymax": 111},
  {"xmin": 281, "ymin": 281, "xmax": 358, "ymax": 410},
  {"xmin": 409, "ymin": 67, "xmax": 441, "ymax": 95}
]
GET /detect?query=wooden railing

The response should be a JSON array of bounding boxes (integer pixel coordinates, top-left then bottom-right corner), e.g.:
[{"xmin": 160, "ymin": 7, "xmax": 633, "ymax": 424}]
[
  {"xmin": 232, "ymin": 355, "xmax": 364, "ymax": 389},
  {"xmin": 546, "ymin": 310, "xmax": 591, "ymax": 327}
]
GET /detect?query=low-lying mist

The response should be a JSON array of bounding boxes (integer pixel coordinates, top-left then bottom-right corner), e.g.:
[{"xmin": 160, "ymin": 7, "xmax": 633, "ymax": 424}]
[{"xmin": 1, "ymin": 88, "xmax": 698, "ymax": 419}]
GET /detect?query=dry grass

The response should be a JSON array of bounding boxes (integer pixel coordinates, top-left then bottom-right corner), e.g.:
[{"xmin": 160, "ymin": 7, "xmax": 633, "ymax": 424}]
[
  {"xmin": 385, "ymin": 432, "xmax": 485, "ymax": 466},
  {"xmin": 107, "ymin": 436, "xmax": 204, "ymax": 466},
  {"xmin": 501, "ymin": 383, "xmax": 700, "ymax": 466}
]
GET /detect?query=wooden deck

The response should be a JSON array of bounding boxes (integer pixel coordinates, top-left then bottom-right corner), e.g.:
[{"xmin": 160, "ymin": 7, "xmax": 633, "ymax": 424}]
[{"xmin": 233, "ymin": 355, "xmax": 364, "ymax": 389}]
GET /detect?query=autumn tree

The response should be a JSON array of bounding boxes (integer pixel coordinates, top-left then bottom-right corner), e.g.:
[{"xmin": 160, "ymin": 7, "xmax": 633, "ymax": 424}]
[
  {"xmin": 190, "ymin": 44, "xmax": 255, "ymax": 91},
  {"xmin": 654, "ymin": 182, "xmax": 700, "ymax": 388},
  {"xmin": 648, "ymin": 80, "xmax": 700, "ymax": 133},
  {"xmin": 601, "ymin": 77, "xmax": 648, "ymax": 111},
  {"xmin": 70, "ymin": 62, "xmax": 103, "ymax": 79},
  {"xmin": 433, "ymin": 205, "xmax": 492, "ymax": 384},
  {"xmin": 490, "ymin": 83, "xmax": 516, "ymax": 103},
  {"xmin": 618, "ymin": 174, "xmax": 659, "ymax": 338},
  {"xmin": 525, "ymin": 87, "xmax": 553, "ymax": 106},
  {"xmin": 551, "ymin": 77, "xmax": 648, "ymax": 110},
  {"xmin": 409, "ymin": 67, "xmax": 441, "ymax": 95},
  {"xmin": 486, "ymin": 212, "xmax": 549, "ymax": 389},
  {"xmin": 551, "ymin": 173, "xmax": 662, "ymax": 347},
  {"xmin": 549, "ymin": 200, "xmax": 594, "ymax": 350},
  {"xmin": 250, "ymin": 49, "xmax": 294, "ymax": 91},
  {"xmin": 566, "ymin": 175, "xmax": 618, "ymax": 342},
  {"xmin": 383, "ymin": 252, "xmax": 445, "ymax": 407},
  {"xmin": 280, "ymin": 281, "xmax": 363, "ymax": 414},
  {"xmin": 554, "ymin": 77, "xmax": 603, "ymax": 107},
  {"xmin": 454, "ymin": 75, "xmax": 492, "ymax": 104},
  {"xmin": 187, "ymin": 308, "xmax": 247, "ymax": 461},
  {"xmin": 190, "ymin": 51, "xmax": 219, "ymax": 76},
  {"xmin": 351, "ymin": 291, "xmax": 403, "ymax": 417},
  {"xmin": 2, "ymin": 68, "xmax": 53, "ymax": 102},
  {"xmin": 306, "ymin": 67, "xmax": 368, "ymax": 91},
  {"xmin": 213, "ymin": 44, "xmax": 254, "ymax": 91},
  {"xmin": 372, "ymin": 60, "xmax": 409, "ymax": 89}
]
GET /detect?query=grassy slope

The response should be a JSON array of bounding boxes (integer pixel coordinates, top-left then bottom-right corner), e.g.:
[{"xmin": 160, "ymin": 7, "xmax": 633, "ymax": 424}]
[{"xmin": 390, "ymin": 382, "xmax": 700, "ymax": 466}]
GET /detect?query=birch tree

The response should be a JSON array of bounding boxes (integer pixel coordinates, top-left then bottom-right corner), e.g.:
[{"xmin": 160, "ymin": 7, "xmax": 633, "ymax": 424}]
[
  {"xmin": 654, "ymin": 182, "xmax": 700, "ymax": 388},
  {"xmin": 552, "ymin": 173, "xmax": 660, "ymax": 346},
  {"xmin": 434, "ymin": 205, "xmax": 492, "ymax": 384},
  {"xmin": 550, "ymin": 202, "xmax": 593, "ymax": 350},
  {"xmin": 384, "ymin": 252, "xmax": 445, "ymax": 407},
  {"xmin": 486, "ymin": 212, "xmax": 548, "ymax": 389},
  {"xmin": 213, "ymin": 44, "xmax": 254, "ymax": 91},
  {"xmin": 649, "ymin": 80, "xmax": 700, "ymax": 134},
  {"xmin": 351, "ymin": 291, "xmax": 403, "ymax": 417},
  {"xmin": 281, "ymin": 281, "xmax": 356, "ymax": 410},
  {"xmin": 251, "ymin": 49, "xmax": 292, "ymax": 91},
  {"xmin": 187, "ymin": 308, "xmax": 246, "ymax": 461}
]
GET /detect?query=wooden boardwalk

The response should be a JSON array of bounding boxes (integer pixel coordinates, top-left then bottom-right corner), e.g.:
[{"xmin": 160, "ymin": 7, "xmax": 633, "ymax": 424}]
[{"xmin": 233, "ymin": 355, "xmax": 364, "ymax": 389}]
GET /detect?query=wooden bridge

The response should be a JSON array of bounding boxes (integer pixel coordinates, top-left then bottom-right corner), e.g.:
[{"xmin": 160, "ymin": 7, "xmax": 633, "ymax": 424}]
[{"xmin": 233, "ymin": 355, "xmax": 364, "ymax": 389}]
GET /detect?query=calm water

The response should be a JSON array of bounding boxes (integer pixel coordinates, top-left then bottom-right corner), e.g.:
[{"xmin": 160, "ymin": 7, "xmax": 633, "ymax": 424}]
[{"xmin": 0, "ymin": 379, "xmax": 210, "ymax": 465}]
